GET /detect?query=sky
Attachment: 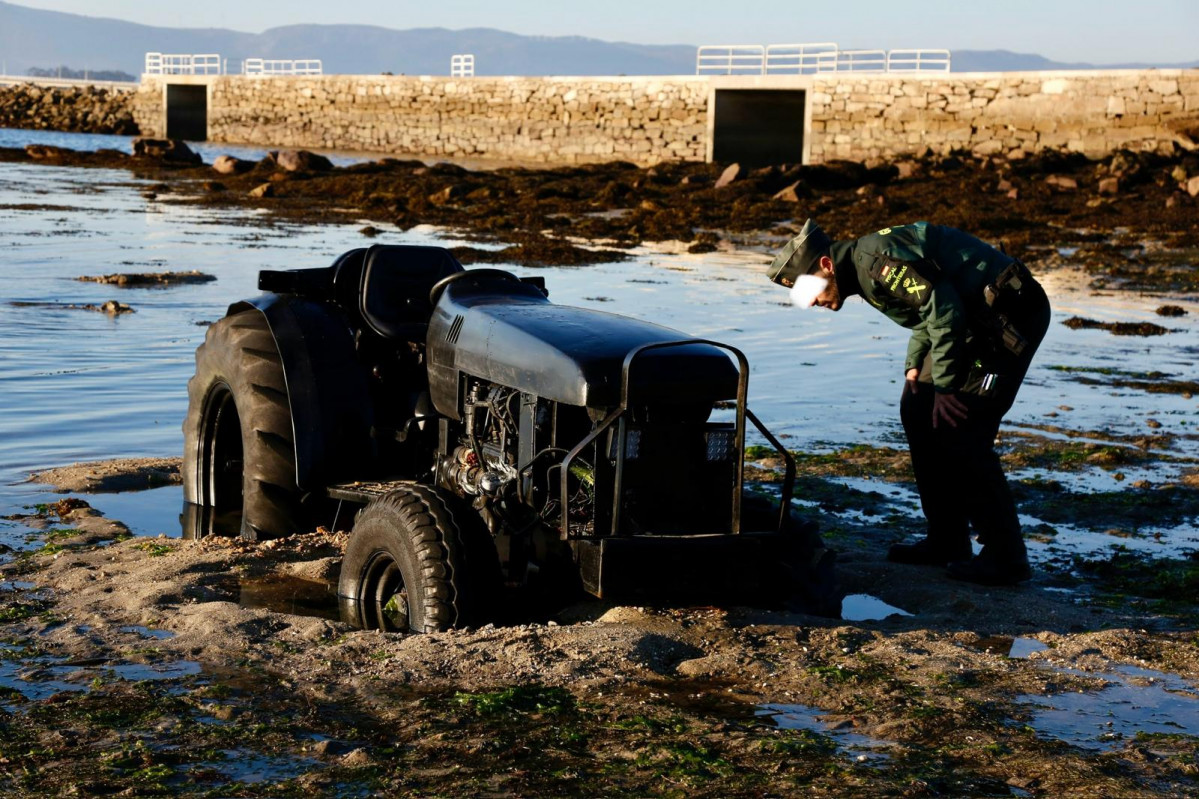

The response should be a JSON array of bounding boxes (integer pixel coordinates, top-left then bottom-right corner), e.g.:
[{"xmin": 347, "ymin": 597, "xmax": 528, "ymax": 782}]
[{"xmin": 10, "ymin": 0, "xmax": 1198, "ymax": 64}]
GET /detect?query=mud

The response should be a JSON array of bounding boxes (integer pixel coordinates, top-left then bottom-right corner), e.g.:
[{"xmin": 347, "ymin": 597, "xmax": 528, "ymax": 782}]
[
  {"xmin": 9, "ymin": 300, "xmax": 134, "ymax": 314},
  {"xmin": 28, "ymin": 457, "xmax": 181, "ymax": 493},
  {"xmin": 75, "ymin": 271, "xmax": 217, "ymax": 288},
  {"xmin": 1061, "ymin": 316, "xmax": 1173, "ymax": 336},
  {"xmin": 4, "ymin": 456, "xmax": 1199, "ymax": 795},
  {"xmin": 2, "ymin": 143, "xmax": 1197, "ymax": 287}
]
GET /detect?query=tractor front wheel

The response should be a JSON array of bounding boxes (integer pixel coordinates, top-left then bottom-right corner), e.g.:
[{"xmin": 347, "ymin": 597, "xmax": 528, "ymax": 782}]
[{"xmin": 338, "ymin": 486, "xmax": 499, "ymax": 633}]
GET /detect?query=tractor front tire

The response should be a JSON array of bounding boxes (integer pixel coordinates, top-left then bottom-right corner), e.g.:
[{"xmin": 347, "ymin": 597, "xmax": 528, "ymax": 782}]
[
  {"xmin": 183, "ymin": 310, "xmax": 303, "ymax": 540},
  {"xmin": 338, "ymin": 486, "xmax": 499, "ymax": 633},
  {"xmin": 742, "ymin": 492, "xmax": 842, "ymax": 619}
]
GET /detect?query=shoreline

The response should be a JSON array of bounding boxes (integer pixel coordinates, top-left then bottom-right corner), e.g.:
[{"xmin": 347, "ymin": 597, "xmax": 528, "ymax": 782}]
[{"xmin": 1, "ymin": 140, "xmax": 1197, "ymax": 289}]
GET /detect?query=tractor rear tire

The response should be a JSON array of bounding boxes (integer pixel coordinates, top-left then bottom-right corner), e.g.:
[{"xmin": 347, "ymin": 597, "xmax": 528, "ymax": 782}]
[
  {"xmin": 183, "ymin": 310, "xmax": 304, "ymax": 540},
  {"xmin": 338, "ymin": 486, "xmax": 500, "ymax": 633}
]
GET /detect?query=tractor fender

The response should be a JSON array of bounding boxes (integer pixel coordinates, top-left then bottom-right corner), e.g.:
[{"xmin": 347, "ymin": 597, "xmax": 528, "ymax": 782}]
[{"xmin": 227, "ymin": 295, "xmax": 376, "ymax": 492}]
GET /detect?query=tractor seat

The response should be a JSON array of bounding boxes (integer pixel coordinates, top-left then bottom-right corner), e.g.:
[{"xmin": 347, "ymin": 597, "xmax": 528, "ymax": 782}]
[{"xmin": 359, "ymin": 245, "xmax": 464, "ymax": 342}]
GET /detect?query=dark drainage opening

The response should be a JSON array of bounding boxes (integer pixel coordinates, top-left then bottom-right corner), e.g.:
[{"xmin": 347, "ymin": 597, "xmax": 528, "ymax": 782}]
[
  {"xmin": 165, "ymin": 84, "xmax": 207, "ymax": 141},
  {"xmin": 712, "ymin": 89, "xmax": 805, "ymax": 166}
]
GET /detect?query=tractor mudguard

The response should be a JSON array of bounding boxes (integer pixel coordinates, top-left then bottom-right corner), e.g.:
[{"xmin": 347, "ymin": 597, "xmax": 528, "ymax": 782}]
[{"xmin": 227, "ymin": 295, "xmax": 376, "ymax": 491}]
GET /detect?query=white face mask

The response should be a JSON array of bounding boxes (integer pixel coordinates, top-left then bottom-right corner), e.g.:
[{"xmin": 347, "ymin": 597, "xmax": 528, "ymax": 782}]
[{"xmin": 789, "ymin": 274, "xmax": 829, "ymax": 308}]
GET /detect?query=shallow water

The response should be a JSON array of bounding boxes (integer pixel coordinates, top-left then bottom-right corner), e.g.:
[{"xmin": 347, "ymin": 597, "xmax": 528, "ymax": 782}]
[
  {"xmin": 757, "ymin": 702, "xmax": 893, "ymax": 764},
  {"xmin": 1, "ymin": 131, "xmax": 1198, "ymax": 561},
  {"xmin": 840, "ymin": 594, "xmax": 913, "ymax": 621},
  {"xmin": 1019, "ymin": 663, "xmax": 1199, "ymax": 751}
]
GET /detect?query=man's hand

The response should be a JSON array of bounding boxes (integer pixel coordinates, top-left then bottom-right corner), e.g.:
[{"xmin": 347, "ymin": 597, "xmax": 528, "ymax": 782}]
[
  {"xmin": 932, "ymin": 390, "xmax": 969, "ymax": 429},
  {"xmin": 904, "ymin": 368, "xmax": 919, "ymax": 396}
]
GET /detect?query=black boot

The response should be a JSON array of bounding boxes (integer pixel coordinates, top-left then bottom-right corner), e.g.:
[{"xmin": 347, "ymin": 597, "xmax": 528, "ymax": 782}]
[
  {"xmin": 946, "ymin": 545, "xmax": 1031, "ymax": 586},
  {"xmin": 887, "ymin": 536, "xmax": 972, "ymax": 566}
]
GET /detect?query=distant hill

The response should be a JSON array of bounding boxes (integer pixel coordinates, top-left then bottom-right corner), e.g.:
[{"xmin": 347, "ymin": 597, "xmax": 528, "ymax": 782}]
[
  {"xmin": 952, "ymin": 49, "xmax": 1198, "ymax": 72},
  {"xmin": 0, "ymin": 1, "xmax": 1194, "ymax": 78}
]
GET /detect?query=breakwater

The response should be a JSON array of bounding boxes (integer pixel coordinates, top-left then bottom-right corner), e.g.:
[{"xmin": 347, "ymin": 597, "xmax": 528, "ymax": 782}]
[
  {"xmin": 0, "ymin": 84, "xmax": 138, "ymax": 135},
  {"xmin": 131, "ymin": 70, "xmax": 1199, "ymax": 166},
  {"xmin": 7, "ymin": 70, "xmax": 1198, "ymax": 167}
]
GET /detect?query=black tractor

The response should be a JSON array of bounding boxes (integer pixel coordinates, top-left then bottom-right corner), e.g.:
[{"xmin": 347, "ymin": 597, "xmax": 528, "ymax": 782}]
[{"xmin": 182, "ymin": 245, "xmax": 839, "ymax": 631}]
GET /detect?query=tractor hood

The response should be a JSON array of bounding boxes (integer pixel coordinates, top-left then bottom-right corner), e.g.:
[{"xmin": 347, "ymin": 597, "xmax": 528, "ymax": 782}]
[{"xmin": 426, "ymin": 272, "xmax": 739, "ymax": 416}]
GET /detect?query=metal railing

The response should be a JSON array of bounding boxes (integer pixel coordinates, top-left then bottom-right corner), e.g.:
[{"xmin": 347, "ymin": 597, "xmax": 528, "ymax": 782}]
[
  {"xmin": 450, "ymin": 54, "xmax": 475, "ymax": 77},
  {"xmin": 763, "ymin": 43, "xmax": 838, "ymax": 74},
  {"xmin": 696, "ymin": 43, "xmax": 951, "ymax": 74},
  {"xmin": 144, "ymin": 53, "xmax": 222, "ymax": 75},
  {"xmin": 886, "ymin": 49, "xmax": 951, "ymax": 72},
  {"xmin": 243, "ymin": 58, "xmax": 323, "ymax": 76},
  {"xmin": 697, "ymin": 45, "xmax": 767, "ymax": 74},
  {"xmin": 836, "ymin": 49, "xmax": 888, "ymax": 72}
]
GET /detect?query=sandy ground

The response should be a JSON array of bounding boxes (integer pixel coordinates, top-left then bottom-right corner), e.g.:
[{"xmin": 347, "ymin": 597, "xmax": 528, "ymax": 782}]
[{"xmin": 3, "ymin": 454, "xmax": 1198, "ymax": 796}]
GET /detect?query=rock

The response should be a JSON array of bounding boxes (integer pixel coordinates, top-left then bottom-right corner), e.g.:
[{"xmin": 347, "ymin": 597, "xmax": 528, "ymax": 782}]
[
  {"xmin": 132, "ymin": 138, "xmax": 201, "ymax": 165},
  {"xmin": 714, "ymin": 163, "xmax": 742, "ymax": 188},
  {"xmin": 772, "ymin": 181, "xmax": 804, "ymax": 202},
  {"xmin": 1170, "ymin": 165, "xmax": 1189, "ymax": 183},
  {"xmin": 359, "ymin": 225, "xmax": 380, "ymax": 237},
  {"xmin": 1097, "ymin": 177, "xmax": 1119, "ymax": 196},
  {"xmin": 274, "ymin": 149, "xmax": 333, "ymax": 172},
  {"xmin": 679, "ymin": 174, "xmax": 710, "ymax": 185},
  {"xmin": 98, "ymin": 301, "xmax": 133, "ymax": 315},
  {"xmin": 25, "ymin": 144, "xmax": 72, "ymax": 159},
  {"xmin": 212, "ymin": 155, "xmax": 251, "ymax": 175},
  {"xmin": 1165, "ymin": 196, "xmax": 1177, "ymax": 209},
  {"xmin": 1156, "ymin": 305, "xmax": 1187, "ymax": 317},
  {"xmin": 1187, "ymin": 176, "xmax": 1199, "ymax": 197},
  {"xmin": 894, "ymin": 160, "xmax": 918, "ymax": 179},
  {"xmin": 340, "ymin": 748, "xmax": 373, "ymax": 767},
  {"xmin": 249, "ymin": 183, "xmax": 274, "ymax": 199},
  {"xmin": 1006, "ymin": 188, "xmax": 1020, "ymax": 200},
  {"xmin": 1146, "ymin": 419, "xmax": 1162, "ymax": 429},
  {"xmin": 428, "ymin": 185, "xmax": 464, "ymax": 204},
  {"xmin": 996, "ymin": 179, "xmax": 1013, "ymax": 193},
  {"xmin": 1045, "ymin": 174, "xmax": 1078, "ymax": 191}
]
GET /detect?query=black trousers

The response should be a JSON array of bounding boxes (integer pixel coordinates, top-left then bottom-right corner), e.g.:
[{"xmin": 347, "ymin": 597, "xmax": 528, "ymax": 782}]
[{"xmin": 899, "ymin": 280, "xmax": 1051, "ymax": 556}]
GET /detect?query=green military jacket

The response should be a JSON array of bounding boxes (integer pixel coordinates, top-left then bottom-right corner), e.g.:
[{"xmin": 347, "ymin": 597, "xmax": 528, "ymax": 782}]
[{"xmin": 830, "ymin": 222, "xmax": 1014, "ymax": 393}]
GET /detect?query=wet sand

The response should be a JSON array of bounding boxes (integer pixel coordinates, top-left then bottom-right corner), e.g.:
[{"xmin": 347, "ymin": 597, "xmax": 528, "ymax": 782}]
[{"xmin": 3, "ymin": 444, "xmax": 1199, "ymax": 796}]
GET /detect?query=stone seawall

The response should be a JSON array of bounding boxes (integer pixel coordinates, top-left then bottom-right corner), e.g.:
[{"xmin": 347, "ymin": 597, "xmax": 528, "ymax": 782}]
[
  {"xmin": 135, "ymin": 75, "xmax": 710, "ymax": 165},
  {"xmin": 24, "ymin": 69, "xmax": 1199, "ymax": 167},
  {"xmin": 0, "ymin": 84, "xmax": 138, "ymax": 135},
  {"xmin": 805, "ymin": 70, "xmax": 1199, "ymax": 163}
]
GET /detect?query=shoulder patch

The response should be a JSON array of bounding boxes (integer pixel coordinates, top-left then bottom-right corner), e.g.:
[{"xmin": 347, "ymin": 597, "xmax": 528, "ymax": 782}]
[{"xmin": 867, "ymin": 256, "xmax": 937, "ymax": 309}]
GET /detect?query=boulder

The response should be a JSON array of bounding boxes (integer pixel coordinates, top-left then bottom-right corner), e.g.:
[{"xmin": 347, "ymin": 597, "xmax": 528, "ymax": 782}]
[
  {"xmin": 212, "ymin": 155, "xmax": 252, "ymax": 175},
  {"xmin": 132, "ymin": 138, "xmax": 201, "ymax": 165},
  {"xmin": 1188, "ymin": 175, "xmax": 1199, "ymax": 198},
  {"xmin": 771, "ymin": 181, "xmax": 805, "ymax": 203},
  {"xmin": 248, "ymin": 183, "xmax": 274, "ymax": 199},
  {"xmin": 714, "ymin": 163, "xmax": 742, "ymax": 189},
  {"xmin": 1097, "ymin": 177, "xmax": 1119, "ymax": 196},
  {"xmin": 25, "ymin": 144, "xmax": 71, "ymax": 159},
  {"xmin": 274, "ymin": 149, "xmax": 333, "ymax": 172},
  {"xmin": 1045, "ymin": 174, "xmax": 1078, "ymax": 191}
]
